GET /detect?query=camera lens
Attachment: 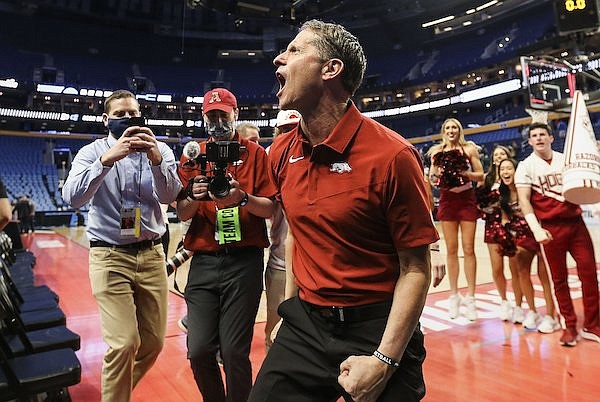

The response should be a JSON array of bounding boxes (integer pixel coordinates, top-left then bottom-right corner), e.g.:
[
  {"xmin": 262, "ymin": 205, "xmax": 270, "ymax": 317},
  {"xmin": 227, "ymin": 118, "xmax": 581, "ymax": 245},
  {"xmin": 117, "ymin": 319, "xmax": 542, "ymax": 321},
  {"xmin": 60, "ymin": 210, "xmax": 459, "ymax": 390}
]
[{"xmin": 208, "ymin": 175, "xmax": 231, "ymax": 198}]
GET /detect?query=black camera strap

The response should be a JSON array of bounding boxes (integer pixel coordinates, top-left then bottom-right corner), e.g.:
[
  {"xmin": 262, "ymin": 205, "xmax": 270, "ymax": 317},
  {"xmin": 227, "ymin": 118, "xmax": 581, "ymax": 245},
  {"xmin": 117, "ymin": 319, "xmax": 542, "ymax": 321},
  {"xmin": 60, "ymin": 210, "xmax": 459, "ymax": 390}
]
[{"xmin": 173, "ymin": 267, "xmax": 183, "ymax": 294}]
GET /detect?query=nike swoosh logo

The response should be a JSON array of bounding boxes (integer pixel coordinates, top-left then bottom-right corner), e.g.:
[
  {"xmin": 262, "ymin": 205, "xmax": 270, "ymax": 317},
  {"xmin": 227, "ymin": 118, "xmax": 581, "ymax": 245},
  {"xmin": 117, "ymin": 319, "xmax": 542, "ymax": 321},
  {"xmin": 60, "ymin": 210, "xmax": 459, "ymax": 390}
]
[{"xmin": 289, "ymin": 155, "xmax": 304, "ymax": 163}]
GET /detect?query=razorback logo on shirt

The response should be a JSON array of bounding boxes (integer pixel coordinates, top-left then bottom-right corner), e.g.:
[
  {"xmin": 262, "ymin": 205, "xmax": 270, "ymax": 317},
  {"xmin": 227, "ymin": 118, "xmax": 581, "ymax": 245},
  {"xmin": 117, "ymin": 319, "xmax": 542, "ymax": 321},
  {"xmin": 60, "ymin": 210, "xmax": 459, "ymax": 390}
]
[{"xmin": 330, "ymin": 162, "xmax": 352, "ymax": 174}]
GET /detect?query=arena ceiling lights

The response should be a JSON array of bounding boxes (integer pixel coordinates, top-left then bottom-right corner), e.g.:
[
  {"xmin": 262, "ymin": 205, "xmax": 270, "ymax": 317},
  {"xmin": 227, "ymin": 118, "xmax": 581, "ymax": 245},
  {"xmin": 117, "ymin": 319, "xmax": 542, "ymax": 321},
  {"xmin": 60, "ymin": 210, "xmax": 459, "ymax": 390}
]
[
  {"xmin": 422, "ymin": 15, "xmax": 455, "ymax": 28},
  {"xmin": 30, "ymin": 76, "xmax": 523, "ymax": 128},
  {"xmin": 0, "ymin": 79, "xmax": 18, "ymax": 89},
  {"xmin": 362, "ymin": 79, "xmax": 522, "ymax": 119},
  {"xmin": 420, "ymin": 0, "xmax": 539, "ymax": 34}
]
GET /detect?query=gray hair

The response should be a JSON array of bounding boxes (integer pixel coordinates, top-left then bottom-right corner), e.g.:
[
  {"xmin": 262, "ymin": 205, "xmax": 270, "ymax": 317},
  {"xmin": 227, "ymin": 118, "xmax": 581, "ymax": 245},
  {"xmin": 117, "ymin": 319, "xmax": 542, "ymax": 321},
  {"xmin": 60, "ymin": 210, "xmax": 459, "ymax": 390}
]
[{"xmin": 300, "ymin": 19, "xmax": 367, "ymax": 96}]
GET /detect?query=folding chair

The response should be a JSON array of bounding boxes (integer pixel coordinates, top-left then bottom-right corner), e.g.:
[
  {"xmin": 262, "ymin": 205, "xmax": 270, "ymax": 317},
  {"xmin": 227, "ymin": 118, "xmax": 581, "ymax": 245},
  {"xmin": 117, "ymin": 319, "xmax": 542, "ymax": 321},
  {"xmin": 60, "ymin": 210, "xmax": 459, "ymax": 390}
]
[
  {"xmin": 0, "ymin": 295, "xmax": 80, "ymax": 357},
  {"xmin": 0, "ymin": 275, "xmax": 65, "ymax": 332},
  {"xmin": 0, "ymin": 257, "xmax": 58, "ymax": 312},
  {"xmin": 0, "ymin": 345, "xmax": 81, "ymax": 402}
]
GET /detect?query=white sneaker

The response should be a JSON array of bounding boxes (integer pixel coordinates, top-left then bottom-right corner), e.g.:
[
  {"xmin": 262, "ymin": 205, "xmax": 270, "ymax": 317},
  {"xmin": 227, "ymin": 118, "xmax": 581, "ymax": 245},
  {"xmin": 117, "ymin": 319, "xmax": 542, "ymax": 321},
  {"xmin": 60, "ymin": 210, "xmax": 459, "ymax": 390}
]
[
  {"xmin": 448, "ymin": 294, "xmax": 461, "ymax": 319},
  {"xmin": 537, "ymin": 315, "xmax": 561, "ymax": 334},
  {"xmin": 464, "ymin": 295, "xmax": 477, "ymax": 321},
  {"xmin": 512, "ymin": 306, "xmax": 525, "ymax": 324},
  {"xmin": 523, "ymin": 311, "xmax": 540, "ymax": 330},
  {"xmin": 499, "ymin": 300, "xmax": 512, "ymax": 321}
]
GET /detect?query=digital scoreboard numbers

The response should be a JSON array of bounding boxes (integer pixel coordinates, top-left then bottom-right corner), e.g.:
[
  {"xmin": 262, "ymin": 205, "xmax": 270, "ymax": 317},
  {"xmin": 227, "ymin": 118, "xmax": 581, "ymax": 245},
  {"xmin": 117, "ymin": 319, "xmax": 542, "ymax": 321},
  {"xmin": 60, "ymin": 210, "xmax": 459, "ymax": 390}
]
[{"xmin": 554, "ymin": 0, "xmax": 600, "ymax": 34}]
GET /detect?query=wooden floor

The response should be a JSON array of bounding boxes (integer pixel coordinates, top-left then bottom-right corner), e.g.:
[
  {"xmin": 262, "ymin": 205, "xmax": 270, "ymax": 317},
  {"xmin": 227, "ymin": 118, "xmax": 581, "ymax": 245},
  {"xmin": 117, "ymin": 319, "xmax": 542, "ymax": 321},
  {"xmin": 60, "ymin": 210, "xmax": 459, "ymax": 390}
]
[{"xmin": 18, "ymin": 219, "xmax": 600, "ymax": 402}]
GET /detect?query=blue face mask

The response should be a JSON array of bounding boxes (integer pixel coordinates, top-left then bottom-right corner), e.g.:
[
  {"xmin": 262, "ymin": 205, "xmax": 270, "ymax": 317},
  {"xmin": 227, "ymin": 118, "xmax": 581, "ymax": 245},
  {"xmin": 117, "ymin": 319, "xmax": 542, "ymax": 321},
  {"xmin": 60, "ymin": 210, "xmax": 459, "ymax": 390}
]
[
  {"xmin": 107, "ymin": 117, "xmax": 130, "ymax": 139},
  {"xmin": 206, "ymin": 120, "xmax": 234, "ymax": 141}
]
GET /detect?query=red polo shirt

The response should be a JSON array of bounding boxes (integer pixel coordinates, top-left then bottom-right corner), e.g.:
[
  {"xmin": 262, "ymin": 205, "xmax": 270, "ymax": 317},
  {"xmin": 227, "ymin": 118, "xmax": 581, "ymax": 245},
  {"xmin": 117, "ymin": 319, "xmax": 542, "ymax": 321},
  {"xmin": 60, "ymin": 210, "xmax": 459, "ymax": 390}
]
[
  {"xmin": 268, "ymin": 103, "xmax": 439, "ymax": 306},
  {"xmin": 179, "ymin": 134, "xmax": 277, "ymax": 252}
]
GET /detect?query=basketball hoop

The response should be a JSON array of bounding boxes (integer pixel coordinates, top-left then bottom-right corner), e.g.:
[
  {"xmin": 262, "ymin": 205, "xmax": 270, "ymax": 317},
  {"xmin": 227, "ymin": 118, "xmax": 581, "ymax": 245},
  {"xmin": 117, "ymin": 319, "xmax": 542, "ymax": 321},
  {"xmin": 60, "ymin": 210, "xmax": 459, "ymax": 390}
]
[{"xmin": 525, "ymin": 108, "xmax": 549, "ymax": 124}]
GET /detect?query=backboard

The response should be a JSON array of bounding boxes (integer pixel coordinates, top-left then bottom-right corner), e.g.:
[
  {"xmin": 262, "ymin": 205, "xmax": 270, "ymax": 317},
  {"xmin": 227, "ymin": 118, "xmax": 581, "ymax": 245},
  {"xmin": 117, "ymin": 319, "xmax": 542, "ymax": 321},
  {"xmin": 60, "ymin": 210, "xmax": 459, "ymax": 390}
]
[{"xmin": 520, "ymin": 55, "xmax": 600, "ymax": 112}]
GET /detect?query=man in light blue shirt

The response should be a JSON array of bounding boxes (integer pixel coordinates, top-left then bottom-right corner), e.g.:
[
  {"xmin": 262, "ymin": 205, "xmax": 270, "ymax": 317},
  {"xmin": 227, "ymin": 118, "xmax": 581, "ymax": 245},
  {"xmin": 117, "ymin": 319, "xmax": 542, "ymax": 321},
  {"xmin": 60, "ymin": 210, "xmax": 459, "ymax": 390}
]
[{"xmin": 62, "ymin": 89, "xmax": 182, "ymax": 402}]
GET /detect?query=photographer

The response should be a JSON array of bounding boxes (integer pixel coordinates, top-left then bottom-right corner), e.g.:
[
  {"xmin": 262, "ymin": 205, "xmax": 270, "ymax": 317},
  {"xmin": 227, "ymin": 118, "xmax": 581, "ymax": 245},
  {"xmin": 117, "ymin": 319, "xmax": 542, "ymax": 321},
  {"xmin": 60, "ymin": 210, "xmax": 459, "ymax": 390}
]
[
  {"xmin": 176, "ymin": 87, "xmax": 276, "ymax": 402},
  {"xmin": 61, "ymin": 89, "xmax": 182, "ymax": 402}
]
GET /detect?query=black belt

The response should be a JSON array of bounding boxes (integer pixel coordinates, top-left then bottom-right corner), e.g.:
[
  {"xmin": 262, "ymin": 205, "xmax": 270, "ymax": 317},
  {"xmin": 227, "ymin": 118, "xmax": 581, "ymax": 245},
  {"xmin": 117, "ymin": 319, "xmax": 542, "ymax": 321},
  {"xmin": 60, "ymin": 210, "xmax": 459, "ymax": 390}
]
[
  {"xmin": 199, "ymin": 246, "xmax": 258, "ymax": 257},
  {"xmin": 89, "ymin": 238, "xmax": 161, "ymax": 251},
  {"xmin": 303, "ymin": 299, "xmax": 393, "ymax": 323}
]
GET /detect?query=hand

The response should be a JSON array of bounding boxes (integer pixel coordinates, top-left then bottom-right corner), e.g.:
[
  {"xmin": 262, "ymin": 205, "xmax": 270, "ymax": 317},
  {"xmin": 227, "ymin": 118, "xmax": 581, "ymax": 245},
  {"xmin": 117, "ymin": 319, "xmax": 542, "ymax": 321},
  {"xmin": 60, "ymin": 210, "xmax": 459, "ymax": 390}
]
[
  {"xmin": 188, "ymin": 176, "xmax": 209, "ymax": 200},
  {"xmin": 211, "ymin": 178, "xmax": 245, "ymax": 208},
  {"xmin": 429, "ymin": 170, "xmax": 440, "ymax": 186},
  {"xmin": 431, "ymin": 262, "xmax": 446, "ymax": 288},
  {"xmin": 338, "ymin": 355, "xmax": 394, "ymax": 402},
  {"xmin": 460, "ymin": 169, "xmax": 472, "ymax": 180},
  {"xmin": 532, "ymin": 228, "xmax": 552, "ymax": 244},
  {"xmin": 127, "ymin": 127, "xmax": 163, "ymax": 165},
  {"xmin": 101, "ymin": 126, "xmax": 160, "ymax": 166}
]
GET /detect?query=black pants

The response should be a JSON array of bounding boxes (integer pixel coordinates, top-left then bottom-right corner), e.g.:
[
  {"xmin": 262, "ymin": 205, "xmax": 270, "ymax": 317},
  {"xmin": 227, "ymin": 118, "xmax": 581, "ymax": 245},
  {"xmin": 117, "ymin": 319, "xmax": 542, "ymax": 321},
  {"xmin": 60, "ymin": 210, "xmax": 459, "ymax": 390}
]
[
  {"xmin": 19, "ymin": 216, "xmax": 34, "ymax": 233},
  {"xmin": 185, "ymin": 247, "xmax": 264, "ymax": 402},
  {"xmin": 248, "ymin": 297, "xmax": 426, "ymax": 402}
]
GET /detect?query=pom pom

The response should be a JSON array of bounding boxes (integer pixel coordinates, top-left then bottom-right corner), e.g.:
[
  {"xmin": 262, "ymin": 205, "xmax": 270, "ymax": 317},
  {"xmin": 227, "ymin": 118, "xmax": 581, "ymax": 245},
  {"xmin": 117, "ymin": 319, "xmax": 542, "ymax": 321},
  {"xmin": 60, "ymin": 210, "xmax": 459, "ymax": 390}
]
[
  {"xmin": 432, "ymin": 149, "xmax": 470, "ymax": 189},
  {"xmin": 506, "ymin": 215, "xmax": 534, "ymax": 240},
  {"xmin": 495, "ymin": 222, "xmax": 517, "ymax": 257},
  {"xmin": 476, "ymin": 187, "xmax": 500, "ymax": 213}
]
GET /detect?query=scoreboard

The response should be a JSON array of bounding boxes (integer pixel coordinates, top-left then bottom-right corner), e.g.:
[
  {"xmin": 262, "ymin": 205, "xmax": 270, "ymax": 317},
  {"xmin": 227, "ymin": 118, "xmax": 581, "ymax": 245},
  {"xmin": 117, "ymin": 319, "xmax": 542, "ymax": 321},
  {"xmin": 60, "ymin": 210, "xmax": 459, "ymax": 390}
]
[{"xmin": 554, "ymin": 0, "xmax": 600, "ymax": 34}]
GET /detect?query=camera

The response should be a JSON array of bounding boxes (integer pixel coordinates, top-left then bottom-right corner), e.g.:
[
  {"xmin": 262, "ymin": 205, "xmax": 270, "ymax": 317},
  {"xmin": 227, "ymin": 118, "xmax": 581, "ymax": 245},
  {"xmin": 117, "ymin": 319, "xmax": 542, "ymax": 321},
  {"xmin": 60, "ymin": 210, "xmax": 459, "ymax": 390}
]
[
  {"xmin": 126, "ymin": 116, "xmax": 148, "ymax": 151},
  {"xmin": 183, "ymin": 141, "xmax": 243, "ymax": 199},
  {"xmin": 205, "ymin": 141, "xmax": 240, "ymax": 198},
  {"xmin": 127, "ymin": 116, "xmax": 146, "ymax": 127},
  {"xmin": 166, "ymin": 247, "xmax": 193, "ymax": 275}
]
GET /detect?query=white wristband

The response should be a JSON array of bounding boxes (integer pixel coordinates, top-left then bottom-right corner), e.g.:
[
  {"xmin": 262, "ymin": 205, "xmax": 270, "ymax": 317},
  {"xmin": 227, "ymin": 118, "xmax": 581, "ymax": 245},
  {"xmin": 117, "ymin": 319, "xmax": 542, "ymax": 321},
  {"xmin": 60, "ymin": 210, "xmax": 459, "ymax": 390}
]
[{"xmin": 524, "ymin": 213, "xmax": 549, "ymax": 242}]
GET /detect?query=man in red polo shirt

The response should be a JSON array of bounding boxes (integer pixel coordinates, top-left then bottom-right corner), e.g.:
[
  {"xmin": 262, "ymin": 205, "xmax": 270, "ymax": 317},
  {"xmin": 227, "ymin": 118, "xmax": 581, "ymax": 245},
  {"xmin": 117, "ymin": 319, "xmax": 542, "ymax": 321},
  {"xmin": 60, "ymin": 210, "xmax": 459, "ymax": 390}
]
[
  {"xmin": 177, "ymin": 87, "xmax": 276, "ymax": 402},
  {"xmin": 248, "ymin": 20, "xmax": 439, "ymax": 402}
]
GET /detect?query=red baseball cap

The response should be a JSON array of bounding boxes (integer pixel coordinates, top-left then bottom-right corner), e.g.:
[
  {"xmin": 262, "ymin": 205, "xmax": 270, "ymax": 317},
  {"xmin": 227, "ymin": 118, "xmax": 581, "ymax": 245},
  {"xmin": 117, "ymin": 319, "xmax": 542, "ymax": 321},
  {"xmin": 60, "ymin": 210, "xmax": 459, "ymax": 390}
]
[{"xmin": 202, "ymin": 88, "xmax": 237, "ymax": 114}]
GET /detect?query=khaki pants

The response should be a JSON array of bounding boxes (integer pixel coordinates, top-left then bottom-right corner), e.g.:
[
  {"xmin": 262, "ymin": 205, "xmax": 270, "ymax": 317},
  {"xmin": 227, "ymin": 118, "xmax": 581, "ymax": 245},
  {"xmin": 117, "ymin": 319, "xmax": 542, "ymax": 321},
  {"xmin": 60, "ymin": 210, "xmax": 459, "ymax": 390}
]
[{"xmin": 89, "ymin": 244, "xmax": 167, "ymax": 402}]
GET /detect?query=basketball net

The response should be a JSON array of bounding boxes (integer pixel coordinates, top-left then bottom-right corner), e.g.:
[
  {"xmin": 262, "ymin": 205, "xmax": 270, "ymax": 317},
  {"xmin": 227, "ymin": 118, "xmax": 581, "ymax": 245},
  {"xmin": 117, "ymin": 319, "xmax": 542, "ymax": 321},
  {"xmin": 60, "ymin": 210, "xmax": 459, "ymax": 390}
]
[{"xmin": 525, "ymin": 108, "xmax": 548, "ymax": 124}]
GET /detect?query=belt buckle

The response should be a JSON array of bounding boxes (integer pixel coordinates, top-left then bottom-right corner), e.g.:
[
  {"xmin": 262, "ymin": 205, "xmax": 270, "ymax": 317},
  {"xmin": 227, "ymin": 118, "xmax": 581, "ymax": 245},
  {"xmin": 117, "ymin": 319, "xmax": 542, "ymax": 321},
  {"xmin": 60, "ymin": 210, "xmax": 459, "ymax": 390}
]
[
  {"xmin": 320, "ymin": 306, "xmax": 344, "ymax": 322},
  {"xmin": 333, "ymin": 306, "xmax": 345, "ymax": 322}
]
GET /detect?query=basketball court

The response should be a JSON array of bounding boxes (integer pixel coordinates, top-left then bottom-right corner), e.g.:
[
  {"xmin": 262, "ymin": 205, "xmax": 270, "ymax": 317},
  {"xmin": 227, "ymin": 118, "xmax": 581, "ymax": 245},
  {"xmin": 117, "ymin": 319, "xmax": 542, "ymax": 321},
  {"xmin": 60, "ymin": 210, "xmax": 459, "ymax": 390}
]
[{"xmin": 20, "ymin": 217, "xmax": 600, "ymax": 401}]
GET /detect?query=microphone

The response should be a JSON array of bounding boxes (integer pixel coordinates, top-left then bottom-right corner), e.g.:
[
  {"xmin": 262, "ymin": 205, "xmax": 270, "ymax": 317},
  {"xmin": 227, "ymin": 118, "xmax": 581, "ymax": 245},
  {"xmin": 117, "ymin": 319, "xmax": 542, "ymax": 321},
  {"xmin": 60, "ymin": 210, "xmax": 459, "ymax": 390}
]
[
  {"xmin": 182, "ymin": 141, "xmax": 200, "ymax": 167},
  {"xmin": 183, "ymin": 141, "xmax": 200, "ymax": 159}
]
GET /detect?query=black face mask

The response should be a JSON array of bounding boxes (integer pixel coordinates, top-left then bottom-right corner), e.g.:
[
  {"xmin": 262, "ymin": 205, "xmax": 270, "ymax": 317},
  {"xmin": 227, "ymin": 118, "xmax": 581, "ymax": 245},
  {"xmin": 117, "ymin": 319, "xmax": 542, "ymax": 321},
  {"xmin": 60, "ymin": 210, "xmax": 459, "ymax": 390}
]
[
  {"xmin": 107, "ymin": 117, "xmax": 130, "ymax": 139},
  {"xmin": 206, "ymin": 120, "xmax": 234, "ymax": 141}
]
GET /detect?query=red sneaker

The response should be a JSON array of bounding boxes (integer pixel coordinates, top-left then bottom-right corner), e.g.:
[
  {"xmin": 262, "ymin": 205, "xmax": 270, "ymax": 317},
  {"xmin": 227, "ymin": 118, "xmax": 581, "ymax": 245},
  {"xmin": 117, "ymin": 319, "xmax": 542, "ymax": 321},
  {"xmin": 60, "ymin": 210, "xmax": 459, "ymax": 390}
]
[
  {"xmin": 581, "ymin": 326, "xmax": 600, "ymax": 343},
  {"xmin": 559, "ymin": 327, "xmax": 578, "ymax": 347}
]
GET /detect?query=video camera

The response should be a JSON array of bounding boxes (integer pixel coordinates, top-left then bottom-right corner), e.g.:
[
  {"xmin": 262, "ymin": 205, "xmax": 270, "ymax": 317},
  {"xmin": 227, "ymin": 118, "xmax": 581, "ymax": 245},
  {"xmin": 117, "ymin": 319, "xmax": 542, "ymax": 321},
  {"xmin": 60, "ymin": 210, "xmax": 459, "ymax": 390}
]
[{"xmin": 183, "ymin": 141, "xmax": 243, "ymax": 198}]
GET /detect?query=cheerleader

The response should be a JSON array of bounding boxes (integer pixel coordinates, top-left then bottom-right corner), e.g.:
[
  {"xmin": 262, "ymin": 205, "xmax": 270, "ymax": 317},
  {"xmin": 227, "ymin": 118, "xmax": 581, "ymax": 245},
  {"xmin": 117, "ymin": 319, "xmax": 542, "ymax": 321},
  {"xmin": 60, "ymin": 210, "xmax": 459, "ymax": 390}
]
[
  {"xmin": 476, "ymin": 145, "xmax": 524, "ymax": 323},
  {"xmin": 428, "ymin": 118, "xmax": 484, "ymax": 320},
  {"xmin": 498, "ymin": 158, "xmax": 559, "ymax": 333}
]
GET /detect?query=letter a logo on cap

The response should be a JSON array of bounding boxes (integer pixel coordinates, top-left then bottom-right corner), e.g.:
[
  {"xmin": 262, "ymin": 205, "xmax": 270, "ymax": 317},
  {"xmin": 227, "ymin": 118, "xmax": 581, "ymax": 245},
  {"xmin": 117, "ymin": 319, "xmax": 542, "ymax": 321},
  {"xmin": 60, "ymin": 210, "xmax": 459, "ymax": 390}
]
[
  {"xmin": 202, "ymin": 88, "xmax": 237, "ymax": 113},
  {"xmin": 209, "ymin": 91, "xmax": 222, "ymax": 104}
]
